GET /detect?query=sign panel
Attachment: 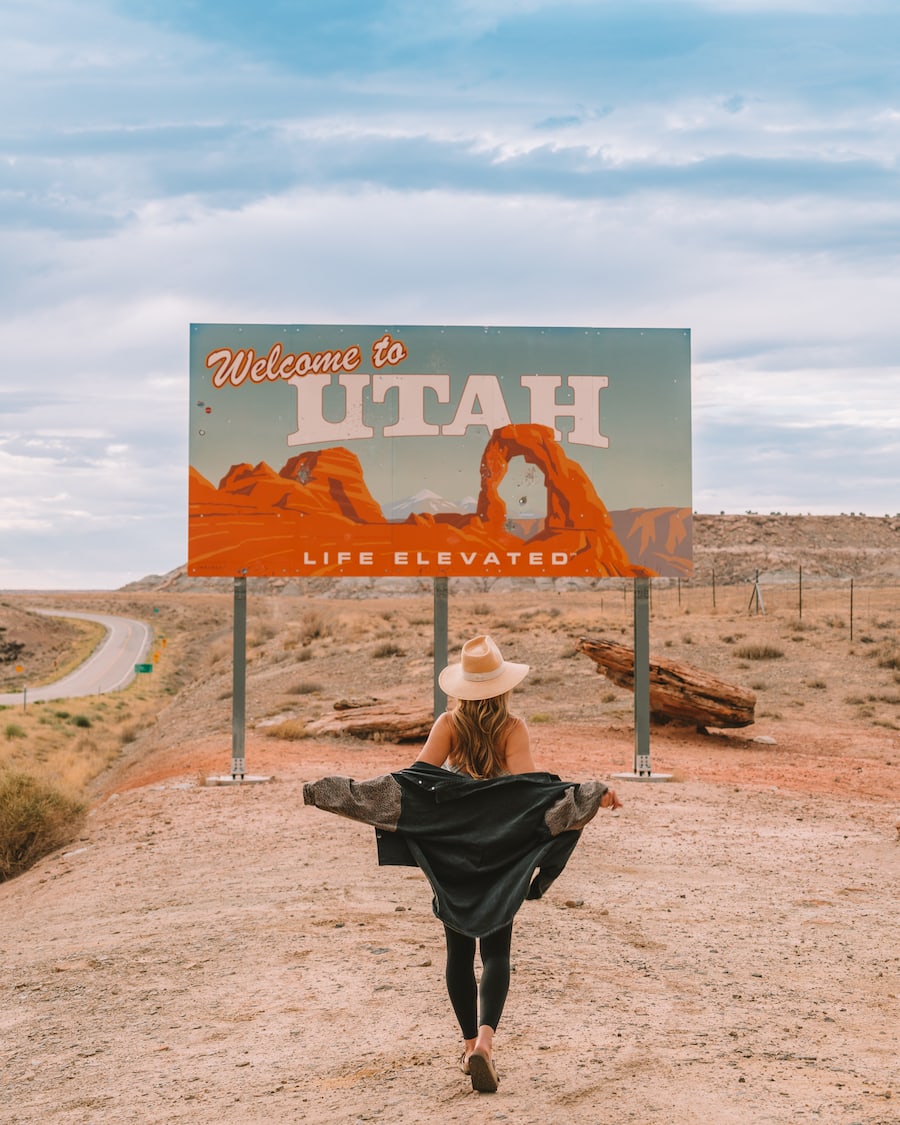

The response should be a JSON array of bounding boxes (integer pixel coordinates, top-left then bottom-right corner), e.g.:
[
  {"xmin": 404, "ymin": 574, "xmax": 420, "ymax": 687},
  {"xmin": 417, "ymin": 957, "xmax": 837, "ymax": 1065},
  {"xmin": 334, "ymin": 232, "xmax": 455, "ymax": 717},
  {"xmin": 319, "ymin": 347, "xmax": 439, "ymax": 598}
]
[{"xmin": 188, "ymin": 325, "xmax": 691, "ymax": 579}]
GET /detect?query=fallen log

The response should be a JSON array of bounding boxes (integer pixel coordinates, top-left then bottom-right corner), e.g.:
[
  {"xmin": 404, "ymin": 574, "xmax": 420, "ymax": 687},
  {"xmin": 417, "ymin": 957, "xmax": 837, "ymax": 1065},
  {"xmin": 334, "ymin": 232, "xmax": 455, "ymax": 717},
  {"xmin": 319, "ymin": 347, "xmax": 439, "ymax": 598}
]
[
  {"xmin": 576, "ymin": 636, "xmax": 756, "ymax": 729},
  {"xmin": 306, "ymin": 700, "xmax": 433, "ymax": 742}
]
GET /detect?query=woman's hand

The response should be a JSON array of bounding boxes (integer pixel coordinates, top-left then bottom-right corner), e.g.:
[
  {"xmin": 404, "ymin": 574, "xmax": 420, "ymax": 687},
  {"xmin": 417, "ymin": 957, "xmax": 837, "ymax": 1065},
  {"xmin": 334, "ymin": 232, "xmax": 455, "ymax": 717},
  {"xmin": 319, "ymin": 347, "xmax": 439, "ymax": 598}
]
[{"xmin": 600, "ymin": 788, "xmax": 622, "ymax": 810}]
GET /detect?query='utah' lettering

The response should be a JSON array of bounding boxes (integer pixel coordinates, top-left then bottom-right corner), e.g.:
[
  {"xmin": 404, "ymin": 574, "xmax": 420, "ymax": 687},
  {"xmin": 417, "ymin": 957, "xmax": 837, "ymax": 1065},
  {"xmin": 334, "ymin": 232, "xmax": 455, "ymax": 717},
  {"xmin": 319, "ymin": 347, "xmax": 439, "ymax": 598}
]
[{"xmin": 286, "ymin": 372, "xmax": 610, "ymax": 450}]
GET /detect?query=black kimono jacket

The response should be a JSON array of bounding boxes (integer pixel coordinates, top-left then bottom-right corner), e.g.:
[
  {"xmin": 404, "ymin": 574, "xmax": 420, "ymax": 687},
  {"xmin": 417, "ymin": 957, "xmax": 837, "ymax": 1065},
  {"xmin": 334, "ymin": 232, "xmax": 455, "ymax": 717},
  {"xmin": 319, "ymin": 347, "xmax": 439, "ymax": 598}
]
[{"xmin": 303, "ymin": 762, "xmax": 607, "ymax": 938}]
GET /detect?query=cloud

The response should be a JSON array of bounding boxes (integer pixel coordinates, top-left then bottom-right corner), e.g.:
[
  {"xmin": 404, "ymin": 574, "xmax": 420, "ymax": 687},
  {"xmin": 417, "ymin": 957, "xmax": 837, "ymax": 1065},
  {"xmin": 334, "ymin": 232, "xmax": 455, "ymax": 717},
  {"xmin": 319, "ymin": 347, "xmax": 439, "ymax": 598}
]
[{"xmin": 1, "ymin": 0, "xmax": 898, "ymax": 587}]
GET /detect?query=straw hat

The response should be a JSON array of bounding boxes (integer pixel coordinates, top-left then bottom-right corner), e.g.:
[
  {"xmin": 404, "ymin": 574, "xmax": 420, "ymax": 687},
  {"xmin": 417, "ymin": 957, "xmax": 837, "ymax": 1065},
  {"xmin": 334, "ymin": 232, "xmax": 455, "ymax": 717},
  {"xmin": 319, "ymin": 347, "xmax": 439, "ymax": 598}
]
[{"xmin": 438, "ymin": 635, "xmax": 529, "ymax": 701}]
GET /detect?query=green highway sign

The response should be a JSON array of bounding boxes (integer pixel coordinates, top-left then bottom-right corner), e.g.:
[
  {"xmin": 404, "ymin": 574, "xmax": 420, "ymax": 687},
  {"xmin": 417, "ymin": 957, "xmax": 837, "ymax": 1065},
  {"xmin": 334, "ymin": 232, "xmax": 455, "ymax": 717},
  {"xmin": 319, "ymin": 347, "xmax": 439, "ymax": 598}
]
[{"xmin": 134, "ymin": 663, "xmax": 154, "ymax": 674}]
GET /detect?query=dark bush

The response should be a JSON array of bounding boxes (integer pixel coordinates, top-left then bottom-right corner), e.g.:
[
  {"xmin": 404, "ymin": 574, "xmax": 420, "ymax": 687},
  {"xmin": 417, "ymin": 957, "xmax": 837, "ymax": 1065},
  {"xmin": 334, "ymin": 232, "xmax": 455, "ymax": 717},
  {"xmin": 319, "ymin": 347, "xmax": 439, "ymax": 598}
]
[{"xmin": 735, "ymin": 644, "xmax": 784, "ymax": 661}]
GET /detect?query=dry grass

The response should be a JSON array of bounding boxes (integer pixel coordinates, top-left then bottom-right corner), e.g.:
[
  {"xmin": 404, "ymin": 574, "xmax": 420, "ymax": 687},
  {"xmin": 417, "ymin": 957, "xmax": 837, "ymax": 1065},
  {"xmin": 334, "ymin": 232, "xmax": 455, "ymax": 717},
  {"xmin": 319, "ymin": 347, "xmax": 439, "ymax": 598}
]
[
  {"xmin": 262, "ymin": 718, "xmax": 309, "ymax": 740},
  {"xmin": 0, "ymin": 771, "xmax": 86, "ymax": 882},
  {"xmin": 0, "ymin": 694, "xmax": 163, "ymax": 793},
  {"xmin": 284, "ymin": 680, "xmax": 324, "ymax": 695},
  {"xmin": 734, "ymin": 643, "xmax": 785, "ymax": 661}
]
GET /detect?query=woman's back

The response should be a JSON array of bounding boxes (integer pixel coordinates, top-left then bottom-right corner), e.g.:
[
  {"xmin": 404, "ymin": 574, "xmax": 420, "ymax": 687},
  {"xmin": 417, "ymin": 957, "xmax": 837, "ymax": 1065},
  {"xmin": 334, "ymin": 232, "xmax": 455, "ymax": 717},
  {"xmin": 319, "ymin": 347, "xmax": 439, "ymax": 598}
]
[{"xmin": 417, "ymin": 700, "xmax": 536, "ymax": 778}]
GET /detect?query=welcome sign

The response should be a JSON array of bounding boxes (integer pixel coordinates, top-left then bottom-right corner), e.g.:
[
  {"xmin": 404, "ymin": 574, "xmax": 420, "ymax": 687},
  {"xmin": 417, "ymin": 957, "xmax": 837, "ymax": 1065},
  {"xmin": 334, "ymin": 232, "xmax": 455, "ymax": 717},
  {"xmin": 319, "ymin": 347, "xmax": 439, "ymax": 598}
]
[{"xmin": 188, "ymin": 324, "xmax": 692, "ymax": 579}]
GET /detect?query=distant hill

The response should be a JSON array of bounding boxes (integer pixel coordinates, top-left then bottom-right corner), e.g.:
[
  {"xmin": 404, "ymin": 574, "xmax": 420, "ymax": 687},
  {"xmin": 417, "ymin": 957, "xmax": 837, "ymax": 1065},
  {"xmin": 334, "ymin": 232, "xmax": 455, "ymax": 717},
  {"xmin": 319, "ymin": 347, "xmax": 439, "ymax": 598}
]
[{"xmin": 123, "ymin": 514, "xmax": 900, "ymax": 595}]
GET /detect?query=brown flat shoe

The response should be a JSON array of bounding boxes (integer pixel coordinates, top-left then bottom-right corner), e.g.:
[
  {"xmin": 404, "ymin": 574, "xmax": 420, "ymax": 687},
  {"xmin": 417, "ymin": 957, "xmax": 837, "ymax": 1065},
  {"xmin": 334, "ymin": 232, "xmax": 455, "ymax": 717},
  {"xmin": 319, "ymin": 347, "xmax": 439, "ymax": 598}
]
[
  {"xmin": 458, "ymin": 1051, "xmax": 470, "ymax": 1075},
  {"xmin": 467, "ymin": 1048, "xmax": 499, "ymax": 1093}
]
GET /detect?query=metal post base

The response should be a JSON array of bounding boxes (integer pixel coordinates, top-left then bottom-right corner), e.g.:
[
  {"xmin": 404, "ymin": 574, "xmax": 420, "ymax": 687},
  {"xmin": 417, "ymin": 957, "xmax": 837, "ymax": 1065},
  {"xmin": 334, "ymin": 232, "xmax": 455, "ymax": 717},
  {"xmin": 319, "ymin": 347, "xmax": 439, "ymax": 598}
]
[
  {"xmin": 612, "ymin": 771, "xmax": 673, "ymax": 783},
  {"xmin": 204, "ymin": 774, "xmax": 272, "ymax": 786}
]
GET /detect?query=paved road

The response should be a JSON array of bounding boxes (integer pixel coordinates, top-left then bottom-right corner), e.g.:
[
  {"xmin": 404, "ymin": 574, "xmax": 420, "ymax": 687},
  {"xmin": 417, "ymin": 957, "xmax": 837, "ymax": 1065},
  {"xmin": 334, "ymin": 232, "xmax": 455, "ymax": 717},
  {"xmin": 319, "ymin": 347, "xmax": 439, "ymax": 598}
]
[{"xmin": 0, "ymin": 610, "xmax": 152, "ymax": 706}]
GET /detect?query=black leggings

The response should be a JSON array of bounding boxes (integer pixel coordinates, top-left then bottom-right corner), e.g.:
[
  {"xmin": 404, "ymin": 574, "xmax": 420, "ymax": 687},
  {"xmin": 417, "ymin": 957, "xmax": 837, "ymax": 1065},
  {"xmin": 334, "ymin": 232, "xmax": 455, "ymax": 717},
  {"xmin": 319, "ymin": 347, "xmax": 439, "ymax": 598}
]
[{"xmin": 443, "ymin": 922, "xmax": 514, "ymax": 1040}]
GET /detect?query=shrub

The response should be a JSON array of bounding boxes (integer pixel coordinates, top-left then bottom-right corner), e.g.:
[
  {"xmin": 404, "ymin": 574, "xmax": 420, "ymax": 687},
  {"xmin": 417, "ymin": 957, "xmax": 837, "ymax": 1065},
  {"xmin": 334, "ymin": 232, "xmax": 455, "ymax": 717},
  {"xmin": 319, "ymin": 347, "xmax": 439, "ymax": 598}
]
[
  {"xmin": 299, "ymin": 612, "xmax": 328, "ymax": 643},
  {"xmin": 373, "ymin": 642, "xmax": 404, "ymax": 658},
  {"xmin": 285, "ymin": 680, "xmax": 323, "ymax": 695},
  {"xmin": 247, "ymin": 624, "xmax": 278, "ymax": 647},
  {"xmin": 72, "ymin": 715, "xmax": 92, "ymax": 729},
  {"xmin": 4, "ymin": 723, "xmax": 26, "ymax": 740},
  {"xmin": 263, "ymin": 719, "xmax": 308, "ymax": 740},
  {"xmin": 735, "ymin": 644, "xmax": 784, "ymax": 661},
  {"xmin": 0, "ymin": 772, "xmax": 86, "ymax": 882}
]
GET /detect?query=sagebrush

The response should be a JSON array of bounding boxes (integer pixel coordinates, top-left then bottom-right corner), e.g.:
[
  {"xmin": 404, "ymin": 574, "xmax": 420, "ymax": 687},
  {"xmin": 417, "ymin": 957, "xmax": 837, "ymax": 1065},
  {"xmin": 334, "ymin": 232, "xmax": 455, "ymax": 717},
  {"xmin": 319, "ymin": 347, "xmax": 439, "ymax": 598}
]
[{"xmin": 0, "ymin": 771, "xmax": 86, "ymax": 882}]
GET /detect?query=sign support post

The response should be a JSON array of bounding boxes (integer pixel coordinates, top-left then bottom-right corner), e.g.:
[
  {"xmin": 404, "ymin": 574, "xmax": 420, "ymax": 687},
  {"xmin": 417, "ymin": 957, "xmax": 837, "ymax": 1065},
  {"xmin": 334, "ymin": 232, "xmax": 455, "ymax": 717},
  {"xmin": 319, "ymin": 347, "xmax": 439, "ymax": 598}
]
[
  {"xmin": 205, "ymin": 577, "xmax": 271, "ymax": 786},
  {"xmin": 614, "ymin": 578, "xmax": 671, "ymax": 783},
  {"xmin": 231, "ymin": 576, "xmax": 247, "ymax": 778},
  {"xmin": 433, "ymin": 577, "xmax": 448, "ymax": 719}
]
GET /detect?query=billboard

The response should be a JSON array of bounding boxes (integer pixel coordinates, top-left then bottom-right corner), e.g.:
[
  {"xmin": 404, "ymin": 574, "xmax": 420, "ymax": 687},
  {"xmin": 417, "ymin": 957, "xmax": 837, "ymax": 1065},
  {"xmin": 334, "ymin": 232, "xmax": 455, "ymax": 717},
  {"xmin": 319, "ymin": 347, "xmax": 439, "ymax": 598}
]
[{"xmin": 188, "ymin": 324, "xmax": 691, "ymax": 579}]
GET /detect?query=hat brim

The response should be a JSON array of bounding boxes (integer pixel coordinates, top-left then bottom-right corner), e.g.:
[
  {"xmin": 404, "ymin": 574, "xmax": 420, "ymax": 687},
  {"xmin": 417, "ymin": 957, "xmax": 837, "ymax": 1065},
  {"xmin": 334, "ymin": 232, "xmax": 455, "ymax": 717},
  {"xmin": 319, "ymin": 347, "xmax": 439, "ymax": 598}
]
[{"xmin": 438, "ymin": 660, "xmax": 529, "ymax": 701}]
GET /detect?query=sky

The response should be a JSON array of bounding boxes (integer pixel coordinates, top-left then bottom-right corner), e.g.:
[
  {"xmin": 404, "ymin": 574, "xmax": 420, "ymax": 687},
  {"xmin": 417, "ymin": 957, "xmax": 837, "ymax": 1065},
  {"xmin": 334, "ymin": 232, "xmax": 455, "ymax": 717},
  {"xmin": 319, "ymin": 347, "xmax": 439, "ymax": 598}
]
[{"xmin": 2, "ymin": 0, "xmax": 899, "ymax": 589}]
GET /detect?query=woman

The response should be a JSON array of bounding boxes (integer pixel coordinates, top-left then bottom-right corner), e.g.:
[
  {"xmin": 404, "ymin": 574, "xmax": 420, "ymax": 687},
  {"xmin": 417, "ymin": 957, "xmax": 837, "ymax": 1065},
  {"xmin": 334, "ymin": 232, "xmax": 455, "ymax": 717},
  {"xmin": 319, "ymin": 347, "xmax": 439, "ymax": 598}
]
[
  {"xmin": 416, "ymin": 634, "xmax": 621, "ymax": 1092},
  {"xmin": 303, "ymin": 633, "xmax": 621, "ymax": 1095}
]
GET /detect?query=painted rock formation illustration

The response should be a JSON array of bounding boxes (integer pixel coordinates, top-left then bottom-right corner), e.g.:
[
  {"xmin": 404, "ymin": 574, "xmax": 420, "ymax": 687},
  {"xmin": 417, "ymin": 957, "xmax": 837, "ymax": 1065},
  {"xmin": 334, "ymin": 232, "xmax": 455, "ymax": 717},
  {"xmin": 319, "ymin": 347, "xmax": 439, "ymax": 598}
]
[
  {"xmin": 189, "ymin": 424, "xmax": 681, "ymax": 577},
  {"xmin": 476, "ymin": 424, "xmax": 637, "ymax": 576},
  {"xmin": 279, "ymin": 450, "xmax": 385, "ymax": 523}
]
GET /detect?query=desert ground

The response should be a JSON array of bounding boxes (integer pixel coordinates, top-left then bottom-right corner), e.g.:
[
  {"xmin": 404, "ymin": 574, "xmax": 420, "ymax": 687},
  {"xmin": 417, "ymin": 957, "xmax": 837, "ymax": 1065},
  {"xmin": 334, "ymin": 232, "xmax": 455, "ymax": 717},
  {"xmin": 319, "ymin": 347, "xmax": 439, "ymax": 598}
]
[{"xmin": 1, "ymin": 515, "xmax": 899, "ymax": 1124}]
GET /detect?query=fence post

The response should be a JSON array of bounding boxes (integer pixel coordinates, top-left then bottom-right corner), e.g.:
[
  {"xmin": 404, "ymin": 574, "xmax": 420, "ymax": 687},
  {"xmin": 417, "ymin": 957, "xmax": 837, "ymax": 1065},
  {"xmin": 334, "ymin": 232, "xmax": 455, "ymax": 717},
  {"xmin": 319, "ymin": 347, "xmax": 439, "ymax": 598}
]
[{"xmin": 850, "ymin": 579, "xmax": 854, "ymax": 642}]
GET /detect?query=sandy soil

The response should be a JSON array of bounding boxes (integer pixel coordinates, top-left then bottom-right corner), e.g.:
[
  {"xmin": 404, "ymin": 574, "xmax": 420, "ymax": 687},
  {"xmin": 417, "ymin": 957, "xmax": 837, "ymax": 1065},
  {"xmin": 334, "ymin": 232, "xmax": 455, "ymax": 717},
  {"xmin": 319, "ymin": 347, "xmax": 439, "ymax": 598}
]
[
  {"xmin": 2, "ymin": 713, "xmax": 898, "ymax": 1125},
  {"xmin": 2, "ymin": 555, "xmax": 899, "ymax": 1124}
]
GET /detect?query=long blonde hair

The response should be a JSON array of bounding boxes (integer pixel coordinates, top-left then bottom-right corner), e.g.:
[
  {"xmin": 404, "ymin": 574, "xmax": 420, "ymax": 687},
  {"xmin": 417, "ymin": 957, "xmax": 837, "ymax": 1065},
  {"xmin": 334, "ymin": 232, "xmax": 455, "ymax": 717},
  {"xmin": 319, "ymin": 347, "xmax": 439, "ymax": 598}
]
[{"xmin": 447, "ymin": 693, "xmax": 512, "ymax": 779}]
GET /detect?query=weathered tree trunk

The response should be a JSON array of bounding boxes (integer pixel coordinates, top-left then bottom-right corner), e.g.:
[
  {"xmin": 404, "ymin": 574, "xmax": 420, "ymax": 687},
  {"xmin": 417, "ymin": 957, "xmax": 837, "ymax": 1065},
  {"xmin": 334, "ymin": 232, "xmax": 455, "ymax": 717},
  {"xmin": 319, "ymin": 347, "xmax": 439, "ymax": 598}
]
[
  {"xmin": 306, "ymin": 699, "xmax": 433, "ymax": 742},
  {"xmin": 576, "ymin": 636, "xmax": 756, "ymax": 729}
]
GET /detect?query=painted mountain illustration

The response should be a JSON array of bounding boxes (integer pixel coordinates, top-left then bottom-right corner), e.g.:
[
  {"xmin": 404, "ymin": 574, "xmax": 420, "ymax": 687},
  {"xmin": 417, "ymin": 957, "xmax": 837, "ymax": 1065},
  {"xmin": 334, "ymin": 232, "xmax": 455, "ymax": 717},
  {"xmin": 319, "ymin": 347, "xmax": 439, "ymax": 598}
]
[
  {"xmin": 382, "ymin": 489, "xmax": 470, "ymax": 521},
  {"xmin": 188, "ymin": 423, "xmax": 691, "ymax": 578},
  {"xmin": 611, "ymin": 508, "xmax": 693, "ymax": 579}
]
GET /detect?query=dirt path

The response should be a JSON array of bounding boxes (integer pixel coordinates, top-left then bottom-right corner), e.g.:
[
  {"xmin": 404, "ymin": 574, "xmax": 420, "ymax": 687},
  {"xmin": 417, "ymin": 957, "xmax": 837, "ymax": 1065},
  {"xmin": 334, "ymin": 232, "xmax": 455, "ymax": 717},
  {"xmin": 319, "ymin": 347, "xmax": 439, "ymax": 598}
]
[{"xmin": 2, "ymin": 724, "xmax": 898, "ymax": 1124}]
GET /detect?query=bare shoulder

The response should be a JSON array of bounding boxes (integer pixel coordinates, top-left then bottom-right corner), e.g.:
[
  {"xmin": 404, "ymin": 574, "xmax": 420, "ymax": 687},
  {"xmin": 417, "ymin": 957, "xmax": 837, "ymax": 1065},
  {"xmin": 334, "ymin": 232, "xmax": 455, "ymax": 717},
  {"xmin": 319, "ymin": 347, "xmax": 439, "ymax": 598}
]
[
  {"xmin": 416, "ymin": 710, "xmax": 454, "ymax": 766},
  {"xmin": 503, "ymin": 714, "xmax": 536, "ymax": 774}
]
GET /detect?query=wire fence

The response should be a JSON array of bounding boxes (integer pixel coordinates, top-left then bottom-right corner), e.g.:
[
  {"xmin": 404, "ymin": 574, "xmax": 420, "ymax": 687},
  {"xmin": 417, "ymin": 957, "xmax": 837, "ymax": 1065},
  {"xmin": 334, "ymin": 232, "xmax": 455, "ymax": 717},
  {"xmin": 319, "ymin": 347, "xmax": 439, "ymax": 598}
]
[{"xmin": 586, "ymin": 571, "xmax": 899, "ymax": 640}]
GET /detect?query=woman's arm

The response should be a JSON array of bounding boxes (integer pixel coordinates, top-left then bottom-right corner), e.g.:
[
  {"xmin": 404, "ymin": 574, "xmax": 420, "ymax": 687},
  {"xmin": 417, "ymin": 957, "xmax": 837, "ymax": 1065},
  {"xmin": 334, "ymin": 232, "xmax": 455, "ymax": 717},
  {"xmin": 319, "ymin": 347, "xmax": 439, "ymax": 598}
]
[
  {"xmin": 503, "ymin": 716, "xmax": 537, "ymax": 774},
  {"xmin": 416, "ymin": 711, "xmax": 454, "ymax": 767}
]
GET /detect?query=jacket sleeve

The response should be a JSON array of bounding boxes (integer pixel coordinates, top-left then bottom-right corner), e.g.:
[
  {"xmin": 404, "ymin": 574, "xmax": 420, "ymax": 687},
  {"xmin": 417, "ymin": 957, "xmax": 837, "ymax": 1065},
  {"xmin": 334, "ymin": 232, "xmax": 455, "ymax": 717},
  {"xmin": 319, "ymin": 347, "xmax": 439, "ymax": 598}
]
[
  {"xmin": 543, "ymin": 781, "xmax": 607, "ymax": 835},
  {"xmin": 303, "ymin": 773, "xmax": 403, "ymax": 832}
]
